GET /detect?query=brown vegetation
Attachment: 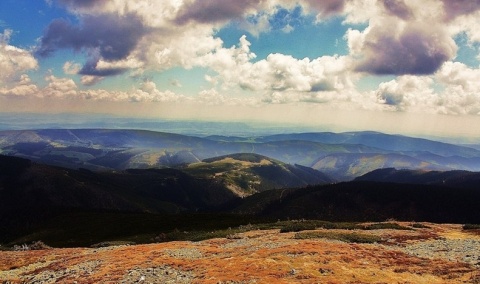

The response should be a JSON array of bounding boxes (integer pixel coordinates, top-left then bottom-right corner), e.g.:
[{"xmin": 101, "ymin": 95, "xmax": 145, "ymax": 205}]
[{"xmin": 1, "ymin": 222, "xmax": 479, "ymax": 283}]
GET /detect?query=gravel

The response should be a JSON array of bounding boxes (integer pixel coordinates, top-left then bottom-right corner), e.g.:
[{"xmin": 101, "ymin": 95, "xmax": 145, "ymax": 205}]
[
  {"xmin": 121, "ymin": 266, "xmax": 194, "ymax": 284},
  {"xmin": 161, "ymin": 247, "xmax": 203, "ymax": 259},
  {"xmin": 400, "ymin": 238, "xmax": 480, "ymax": 267},
  {"xmin": 25, "ymin": 260, "xmax": 102, "ymax": 284}
]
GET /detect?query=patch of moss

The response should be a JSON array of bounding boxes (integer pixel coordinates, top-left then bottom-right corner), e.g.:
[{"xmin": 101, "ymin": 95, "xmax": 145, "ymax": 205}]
[
  {"xmin": 463, "ymin": 224, "xmax": 480, "ymax": 230},
  {"xmin": 294, "ymin": 231, "xmax": 382, "ymax": 243},
  {"xmin": 362, "ymin": 223, "xmax": 412, "ymax": 230},
  {"xmin": 410, "ymin": 223, "xmax": 430, "ymax": 229}
]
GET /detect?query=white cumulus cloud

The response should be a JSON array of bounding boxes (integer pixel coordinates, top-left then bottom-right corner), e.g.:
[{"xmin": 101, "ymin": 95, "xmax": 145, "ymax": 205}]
[{"xmin": 0, "ymin": 29, "xmax": 38, "ymax": 85}]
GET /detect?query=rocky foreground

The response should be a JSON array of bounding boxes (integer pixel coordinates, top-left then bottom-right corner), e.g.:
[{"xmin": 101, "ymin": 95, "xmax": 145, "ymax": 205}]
[{"xmin": 1, "ymin": 222, "xmax": 479, "ymax": 283}]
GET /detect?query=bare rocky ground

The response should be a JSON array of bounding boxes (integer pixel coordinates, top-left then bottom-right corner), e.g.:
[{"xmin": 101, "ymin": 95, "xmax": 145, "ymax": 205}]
[{"xmin": 1, "ymin": 222, "xmax": 479, "ymax": 284}]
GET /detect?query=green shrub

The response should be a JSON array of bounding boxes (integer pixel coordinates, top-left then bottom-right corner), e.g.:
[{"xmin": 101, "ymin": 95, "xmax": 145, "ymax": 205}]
[
  {"xmin": 363, "ymin": 223, "xmax": 412, "ymax": 230},
  {"xmin": 277, "ymin": 220, "xmax": 362, "ymax": 233},
  {"xmin": 280, "ymin": 223, "xmax": 316, "ymax": 233},
  {"xmin": 157, "ymin": 227, "xmax": 249, "ymax": 242},
  {"xmin": 294, "ymin": 231, "xmax": 382, "ymax": 244},
  {"xmin": 90, "ymin": 241, "xmax": 135, "ymax": 248},
  {"xmin": 410, "ymin": 223, "xmax": 430, "ymax": 229},
  {"xmin": 463, "ymin": 224, "xmax": 480, "ymax": 230},
  {"xmin": 13, "ymin": 240, "xmax": 51, "ymax": 251}
]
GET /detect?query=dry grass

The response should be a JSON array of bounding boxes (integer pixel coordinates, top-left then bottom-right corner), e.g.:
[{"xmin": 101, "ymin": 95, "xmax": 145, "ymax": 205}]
[{"xmin": 0, "ymin": 223, "xmax": 478, "ymax": 283}]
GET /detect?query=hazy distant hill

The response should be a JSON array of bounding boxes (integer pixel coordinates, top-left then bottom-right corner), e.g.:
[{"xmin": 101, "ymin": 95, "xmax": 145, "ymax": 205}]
[
  {"xmin": 0, "ymin": 129, "xmax": 386, "ymax": 172},
  {"xmin": 2, "ymin": 129, "xmax": 480, "ymax": 180},
  {"xmin": 311, "ymin": 153, "xmax": 440, "ymax": 180},
  {"xmin": 257, "ymin": 131, "xmax": 480, "ymax": 157}
]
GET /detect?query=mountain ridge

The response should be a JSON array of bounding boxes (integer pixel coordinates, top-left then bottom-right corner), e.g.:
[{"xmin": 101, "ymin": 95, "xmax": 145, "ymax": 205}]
[{"xmin": 2, "ymin": 129, "xmax": 480, "ymax": 180}]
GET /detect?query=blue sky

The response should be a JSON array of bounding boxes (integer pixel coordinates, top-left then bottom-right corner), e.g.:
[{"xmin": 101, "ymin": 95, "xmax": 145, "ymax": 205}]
[{"xmin": 1, "ymin": 0, "xmax": 480, "ymax": 138}]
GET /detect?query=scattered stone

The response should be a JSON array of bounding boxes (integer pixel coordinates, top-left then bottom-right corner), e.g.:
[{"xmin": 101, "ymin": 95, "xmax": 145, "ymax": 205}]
[
  {"xmin": 121, "ymin": 266, "xmax": 194, "ymax": 284},
  {"xmin": 319, "ymin": 268, "xmax": 332, "ymax": 275},
  {"xmin": 401, "ymin": 239, "xmax": 480, "ymax": 267},
  {"xmin": 162, "ymin": 247, "xmax": 203, "ymax": 259}
]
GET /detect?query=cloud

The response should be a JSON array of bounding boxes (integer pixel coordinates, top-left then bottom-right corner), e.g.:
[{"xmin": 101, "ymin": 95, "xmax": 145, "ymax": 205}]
[
  {"xmin": 382, "ymin": 0, "xmax": 413, "ymax": 20},
  {"xmin": 375, "ymin": 75, "xmax": 436, "ymax": 111},
  {"xmin": 81, "ymin": 75, "xmax": 104, "ymax": 86},
  {"xmin": 37, "ymin": 13, "xmax": 148, "ymax": 76},
  {"xmin": 441, "ymin": 0, "xmax": 480, "ymax": 21},
  {"xmin": 78, "ymin": 56, "xmax": 128, "ymax": 77},
  {"xmin": 437, "ymin": 61, "xmax": 480, "ymax": 92},
  {"xmin": 129, "ymin": 80, "xmax": 183, "ymax": 102},
  {"xmin": 240, "ymin": 12, "xmax": 272, "ymax": 37},
  {"xmin": 197, "ymin": 89, "xmax": 226, "ymax": 105},
  {"xmin": 21, "ymin": 0, "xmax": 480, "ymax": 117},
  {"xmin": 252, "ymin": 53, "xmax": 353, "ymax": 93},
  {"xmin": 197, "ymin": 88, "xmax": 260, "ymax": 106},
  {"xmin": 301, "ymin": 0, "xmax": 346, "ymax": 19},
  {"xmin": 0, "ymin": 30, "xmax": 39, "ymax": 97},
  {"xmin": 197, "ymin": 36, "xmax": 356, "ymax": 104},
  {"xmin": 43, "ymin": 75, "xmax": 78, "ymax": 98},
  {"xmin": 447, "ymin": 10, "xmax": 480, "ymax": 43},
  {"xmin": 34, "ymin": 0, "xmax": 350, "ymax": 82},
  {"xmin": 2, "ymin": 73, "xmax": 184, "ymax": 102},
  {"xmin": 342, "ymin": 0, "xmax": 468, "ymax": 77},
  {"xmin": 63, "ymin": 61, "xmax": 115, "ymax": 86},
  {"xmin": 63, "ymin": 61, "xmax": 81, "ymax": 74},
  {"xmin": 434, "ymin": 61, "xmax": 480, "ymax": 115},
  {"xmin": 372, "ymin": 62, "xmax": 480, "ymax": 115},
  {"xmin": 57, "ymin": 0, "xmax": 101, "ymax": 8},
  {"xmin": 175, "ymin": 0, "xmax": 261, "ymax": 25},
  {"xmin": 0, "ymin": 29, "xmax": 38, "ymax": 85},
  {"xmin": 75, "ymin": 79, "xmax": 184, "ymax": 102},
  {"xmin": 0, "ymin": 75, "xmax": 39, "ymax": 97},
  {"xmin": 351, "ymin": 22, "xmax": 457, "ymax": 75}
]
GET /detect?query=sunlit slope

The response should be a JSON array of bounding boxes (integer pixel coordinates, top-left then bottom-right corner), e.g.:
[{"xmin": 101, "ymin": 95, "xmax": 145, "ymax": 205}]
[{"xmin": 184, "ymin": 153, "xmax": 333, "ymax": 196}]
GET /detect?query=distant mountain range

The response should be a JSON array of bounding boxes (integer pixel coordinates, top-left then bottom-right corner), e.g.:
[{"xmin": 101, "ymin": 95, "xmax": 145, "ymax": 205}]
[
  {"xmin": 2, "ymin": 129, "xmax": 480, "ymax": 180},
  {"xmin": 2, "ymin": 153, "xmax": 480, "ymax": 246}
]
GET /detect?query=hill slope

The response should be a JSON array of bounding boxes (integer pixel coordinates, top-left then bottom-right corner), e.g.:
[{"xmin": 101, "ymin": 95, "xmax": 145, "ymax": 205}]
[
  {"xmin": 355, "ymin": 168, "xmax": 480, "ymax": 189},
  {"xmin": 232, "ymin": 181, "xmax": 480, "ymax": 224},
  {"xmin": 185, "ymin": 153, "xmax": 334, "ymax": 196},
  {"xmin": 0, "ymin": 154, "xmax": 332, "ymax": 241}
]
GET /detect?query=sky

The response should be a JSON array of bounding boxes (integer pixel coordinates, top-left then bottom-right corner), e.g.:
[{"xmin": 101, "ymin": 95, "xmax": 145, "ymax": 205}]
[{"xmin": 1, "ymin": 0, "xmax": 480, "ymax": 139}]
